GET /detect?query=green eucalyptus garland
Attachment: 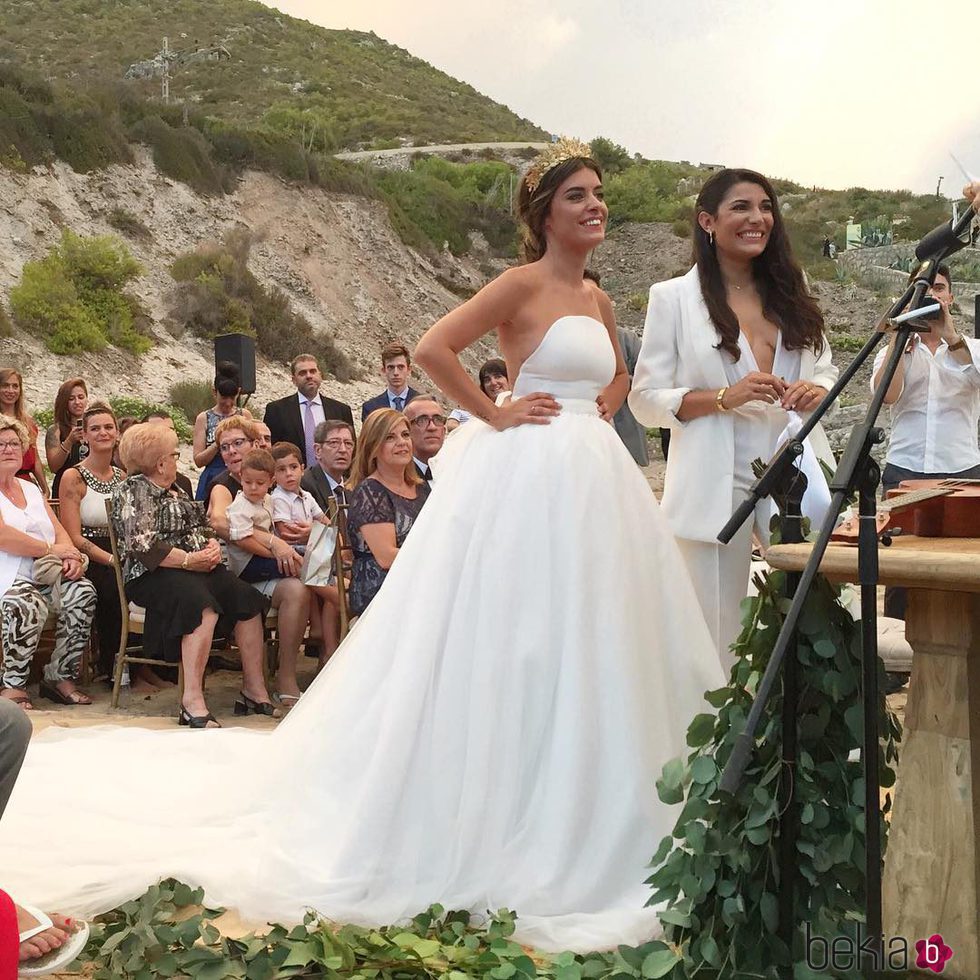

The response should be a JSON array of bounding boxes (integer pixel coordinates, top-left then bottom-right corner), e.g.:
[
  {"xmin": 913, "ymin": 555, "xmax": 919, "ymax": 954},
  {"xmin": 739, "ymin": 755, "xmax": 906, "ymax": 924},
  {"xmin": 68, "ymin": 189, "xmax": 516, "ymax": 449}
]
[{"xmin": 647, "ymin": 568, "xmax": 902, "ymax": 980}]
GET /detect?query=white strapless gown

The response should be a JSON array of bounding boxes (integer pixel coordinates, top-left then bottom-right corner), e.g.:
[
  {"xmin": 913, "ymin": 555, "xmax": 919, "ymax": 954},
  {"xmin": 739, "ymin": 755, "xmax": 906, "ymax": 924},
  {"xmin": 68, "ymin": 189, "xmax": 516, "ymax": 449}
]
[{"xmin": 0, "ymin": 316, "xmax": 723, "ymax": 952}]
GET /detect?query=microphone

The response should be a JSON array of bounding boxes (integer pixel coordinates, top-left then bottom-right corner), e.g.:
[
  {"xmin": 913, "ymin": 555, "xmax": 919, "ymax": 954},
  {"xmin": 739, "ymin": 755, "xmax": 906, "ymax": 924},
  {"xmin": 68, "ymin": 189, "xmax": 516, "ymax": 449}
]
[{"xmin": 914, "ymin": 203, "xmax": 978, "ymax": 261}]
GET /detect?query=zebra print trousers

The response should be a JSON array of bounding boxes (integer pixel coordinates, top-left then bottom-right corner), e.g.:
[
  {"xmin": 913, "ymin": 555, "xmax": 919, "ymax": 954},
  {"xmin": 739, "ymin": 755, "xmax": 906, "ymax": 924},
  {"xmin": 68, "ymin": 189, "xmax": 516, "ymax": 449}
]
[{"xmin": 0, "ymin": 578, "xmax": 97, "ymax": 689}]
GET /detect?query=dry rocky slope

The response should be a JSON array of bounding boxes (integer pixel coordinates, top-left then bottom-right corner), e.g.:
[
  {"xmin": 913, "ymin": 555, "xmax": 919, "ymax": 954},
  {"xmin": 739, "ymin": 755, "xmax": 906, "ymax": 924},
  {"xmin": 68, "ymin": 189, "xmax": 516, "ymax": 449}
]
[{"xmin": 0, "ymin": 149, "xmax": 500, "ymax": 420}]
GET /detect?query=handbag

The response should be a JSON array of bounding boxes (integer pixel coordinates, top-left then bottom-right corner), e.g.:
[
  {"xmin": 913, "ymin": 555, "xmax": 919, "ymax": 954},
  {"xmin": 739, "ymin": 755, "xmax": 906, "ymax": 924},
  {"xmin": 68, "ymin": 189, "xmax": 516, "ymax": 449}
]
[
  {"xmin": 32, "ymin": 551, "xmax": 90, "ymax": 611},
  {"xmin": 299, "ymin": 522, "xmax": 337, "ymax": 587}
]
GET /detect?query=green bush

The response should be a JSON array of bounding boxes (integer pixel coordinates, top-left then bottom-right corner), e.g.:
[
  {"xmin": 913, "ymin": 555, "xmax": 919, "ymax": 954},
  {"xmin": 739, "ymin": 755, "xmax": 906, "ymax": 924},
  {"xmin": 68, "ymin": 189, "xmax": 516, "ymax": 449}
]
[
  {"xmin": 108, "ymin": 396, "xmax": 193, "ymax": 441},
  {"xmin": 129, "ymin": 116, "xmax": 232, "ymax": 196},
  {"xmin": 9, "ymin": 230, "xmax": 151, "ymax": 354},
  {"xmin": 589, "ymin": 136, "xmax": 632, "ymax": 175},
  {"xmin": 671, "ymin": 218, "xmax": 691, "ymax": 238},
  {"xmin": 170, "ymin": 230, "xmax": 355, "ymax": 381},
  {"xmin": 42, "ymin": 101, "xmax": 131, "ymax": 173},
  {"xmin": 168, "ymin": 380, "xmax": 215, "ymax": 425}
]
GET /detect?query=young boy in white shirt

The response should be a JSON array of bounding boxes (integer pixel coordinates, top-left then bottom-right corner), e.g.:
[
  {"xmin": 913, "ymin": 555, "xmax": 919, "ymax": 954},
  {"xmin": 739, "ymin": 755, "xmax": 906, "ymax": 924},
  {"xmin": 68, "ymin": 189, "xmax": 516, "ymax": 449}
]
[{"xmin": 270, "ymin": 442, "xmax": 343, "ymax": 676}]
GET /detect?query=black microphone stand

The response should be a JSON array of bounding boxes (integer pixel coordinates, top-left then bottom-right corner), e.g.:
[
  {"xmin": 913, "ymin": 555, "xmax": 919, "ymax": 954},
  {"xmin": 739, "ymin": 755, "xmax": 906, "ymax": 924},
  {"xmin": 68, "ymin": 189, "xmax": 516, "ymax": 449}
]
[{"xmin": 712, "ymin": 206, "xmax": 975, "ymax": 976}]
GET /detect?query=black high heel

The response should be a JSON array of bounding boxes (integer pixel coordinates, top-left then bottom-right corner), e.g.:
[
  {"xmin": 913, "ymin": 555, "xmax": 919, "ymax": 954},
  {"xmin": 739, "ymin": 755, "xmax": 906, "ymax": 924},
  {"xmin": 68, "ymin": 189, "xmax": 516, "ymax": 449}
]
[
  {"xmin": 178, "ymin": 705, "xmax": 221, "ymax": 729},
  {"xmin": 233, "ymin": 693, "xmax": 282, "ymax": 718}
]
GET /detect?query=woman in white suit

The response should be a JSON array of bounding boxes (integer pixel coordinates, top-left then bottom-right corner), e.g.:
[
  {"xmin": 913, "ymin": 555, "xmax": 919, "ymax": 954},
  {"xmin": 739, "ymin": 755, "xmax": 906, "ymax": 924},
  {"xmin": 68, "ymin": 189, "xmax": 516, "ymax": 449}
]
[{"xmin": 629, "ymin": 169, "xmax": 838, "ymax": 667}]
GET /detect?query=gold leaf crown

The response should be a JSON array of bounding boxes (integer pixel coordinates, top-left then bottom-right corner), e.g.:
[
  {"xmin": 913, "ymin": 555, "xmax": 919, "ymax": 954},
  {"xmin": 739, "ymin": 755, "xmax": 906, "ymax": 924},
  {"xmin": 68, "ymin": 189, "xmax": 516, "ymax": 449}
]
[{"xmin": 523, "ymin": 137, "xmax": 594, "ymax": 193}]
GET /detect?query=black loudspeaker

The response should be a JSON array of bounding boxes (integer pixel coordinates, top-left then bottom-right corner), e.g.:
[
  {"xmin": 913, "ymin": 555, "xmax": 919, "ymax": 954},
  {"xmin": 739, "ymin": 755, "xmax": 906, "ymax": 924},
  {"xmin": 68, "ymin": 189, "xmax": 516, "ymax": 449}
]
[{"xmin": 214, "ymin": 333, "xmax": 256, "ymax": 394}]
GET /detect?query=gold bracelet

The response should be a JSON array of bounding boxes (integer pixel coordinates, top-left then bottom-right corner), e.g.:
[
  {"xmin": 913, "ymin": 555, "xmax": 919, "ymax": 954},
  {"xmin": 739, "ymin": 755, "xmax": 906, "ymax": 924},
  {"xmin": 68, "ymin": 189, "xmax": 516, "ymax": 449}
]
[{"xmin": 716, "ymin": 387, "xmax": 730, "ymax": 412}]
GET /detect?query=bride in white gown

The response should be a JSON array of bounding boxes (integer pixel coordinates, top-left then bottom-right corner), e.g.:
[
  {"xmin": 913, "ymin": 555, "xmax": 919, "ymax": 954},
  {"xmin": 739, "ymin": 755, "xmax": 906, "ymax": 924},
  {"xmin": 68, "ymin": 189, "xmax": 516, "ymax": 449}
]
[{"xmin": 0, "ymin": 139, "xmax": 723, "ymax": 953}]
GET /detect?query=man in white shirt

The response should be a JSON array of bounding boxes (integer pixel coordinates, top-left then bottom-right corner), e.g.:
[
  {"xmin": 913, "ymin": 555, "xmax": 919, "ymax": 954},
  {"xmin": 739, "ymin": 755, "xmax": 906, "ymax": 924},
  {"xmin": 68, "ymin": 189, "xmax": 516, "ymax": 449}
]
[
  {"xmin": 403, "ymin": 395, "xmax": 446, "ymax": 484},
  {"xmin": 872, "ymin": 264, "xmax": 980, "ymax": 493},
  {"xmin": 872, "ymin": 265, "xmax": 980, "ymax": 623}
]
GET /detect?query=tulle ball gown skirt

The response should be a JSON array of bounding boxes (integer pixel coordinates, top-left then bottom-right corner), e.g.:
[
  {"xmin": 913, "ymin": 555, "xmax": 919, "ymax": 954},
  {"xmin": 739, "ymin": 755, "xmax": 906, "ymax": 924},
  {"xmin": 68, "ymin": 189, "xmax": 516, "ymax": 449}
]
[{"xmin": 0, "ymin": 400, "xmax": 723, "ymax": 952}]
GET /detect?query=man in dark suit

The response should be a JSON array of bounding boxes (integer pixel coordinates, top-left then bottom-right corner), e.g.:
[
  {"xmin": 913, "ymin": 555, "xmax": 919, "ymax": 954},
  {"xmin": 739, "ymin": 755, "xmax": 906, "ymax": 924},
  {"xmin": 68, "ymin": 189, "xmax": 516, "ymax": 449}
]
[
  {"xmin": 403, "ymin": 394, "xmax": 446, "ymax": 485},
  {"xmin": 264, "ymin": 354, "xmax": 354, "ymax": 467},
  {"xmin": 302, "ymin": 419, "xmax": 355, "ymax": 511},
  {"xmin": 361, "ymin": 341, "xmax": 421, "ymax": 421}
]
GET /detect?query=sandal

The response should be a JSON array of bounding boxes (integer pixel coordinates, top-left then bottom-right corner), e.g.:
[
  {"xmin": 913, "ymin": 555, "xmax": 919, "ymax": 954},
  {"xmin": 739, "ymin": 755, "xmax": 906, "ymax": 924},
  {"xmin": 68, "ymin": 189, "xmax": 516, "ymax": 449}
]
[
  {"xmin": 1, "ymin": 688, "xmax": 33, "ymax": 710},
  {"xmin": 178, "ymin": 705, "xmax": 221, "ymax": 729},
  {"xmin": 18, "ymin": 903, "xmax": 90, "ymax": 976},
  {"xmin": 234, "ymin": 692, "xmax": 282, "ymax": 718},
  {"xmin": 38, "ymin": 681, "xmax": 92, "ymax": 706},
  {"xmin": 274, "ymin": 692, "xmax": 302, "ymax": 707}
]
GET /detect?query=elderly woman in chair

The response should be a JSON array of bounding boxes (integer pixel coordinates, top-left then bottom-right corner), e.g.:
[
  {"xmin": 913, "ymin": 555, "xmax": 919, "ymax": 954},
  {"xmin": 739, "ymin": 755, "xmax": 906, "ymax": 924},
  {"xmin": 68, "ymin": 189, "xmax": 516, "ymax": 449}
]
[
  {"xmin": 0, "ymin": 415, "xmax": 96, "ymax": 712},
  {"xmin": 111, "ymin": 423, "xmax": 277, "ymax": 728}
]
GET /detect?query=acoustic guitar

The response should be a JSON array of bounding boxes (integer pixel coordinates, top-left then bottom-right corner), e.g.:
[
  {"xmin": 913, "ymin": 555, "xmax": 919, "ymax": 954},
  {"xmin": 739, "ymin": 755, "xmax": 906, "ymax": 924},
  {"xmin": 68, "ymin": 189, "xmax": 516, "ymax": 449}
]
[{"xmin": 831, "ymin": 480, "xmax": 980, "ymax": 543}]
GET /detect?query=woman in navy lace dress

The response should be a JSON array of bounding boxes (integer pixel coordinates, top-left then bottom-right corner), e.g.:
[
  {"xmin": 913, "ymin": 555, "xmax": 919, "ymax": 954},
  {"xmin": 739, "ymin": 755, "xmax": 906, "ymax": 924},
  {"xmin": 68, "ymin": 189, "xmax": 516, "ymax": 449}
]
[{"xmin": 346, "ymin": 409, "xmax": 430, "ymax": 615}]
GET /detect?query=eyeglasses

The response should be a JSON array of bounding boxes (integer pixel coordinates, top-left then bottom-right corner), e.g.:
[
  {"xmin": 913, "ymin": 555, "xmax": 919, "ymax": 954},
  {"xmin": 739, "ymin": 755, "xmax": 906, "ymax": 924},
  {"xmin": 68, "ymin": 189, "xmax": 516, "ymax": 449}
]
[
  {"xmin": 409, "ymin": 415, "xmax": 447, "ymax": 429},
  {"xmin": 321, "ymin": 439, "xmax": 355, "ymax": 449},
  {"xmin": 0, "ymin": 439, "xmax": 22, "ymax": 451},
  {"xmin": 218, "ymin": 437, "xmax": 250, "ymax": 453}
]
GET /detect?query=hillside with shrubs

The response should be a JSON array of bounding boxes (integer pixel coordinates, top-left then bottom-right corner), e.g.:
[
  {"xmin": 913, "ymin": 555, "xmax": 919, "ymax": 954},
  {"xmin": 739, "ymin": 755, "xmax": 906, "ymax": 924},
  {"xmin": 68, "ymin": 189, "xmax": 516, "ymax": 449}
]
[{"xmin": 0, "ymin": 0, "xmax": 974, "ymax": 462}]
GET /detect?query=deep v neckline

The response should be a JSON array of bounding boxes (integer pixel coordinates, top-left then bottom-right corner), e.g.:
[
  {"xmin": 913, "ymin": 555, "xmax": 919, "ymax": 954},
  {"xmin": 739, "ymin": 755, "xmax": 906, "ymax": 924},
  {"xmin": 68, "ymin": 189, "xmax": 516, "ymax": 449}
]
[{"xmin": 739, "ymin": 329, "xmax": 780, "ymax": 376}]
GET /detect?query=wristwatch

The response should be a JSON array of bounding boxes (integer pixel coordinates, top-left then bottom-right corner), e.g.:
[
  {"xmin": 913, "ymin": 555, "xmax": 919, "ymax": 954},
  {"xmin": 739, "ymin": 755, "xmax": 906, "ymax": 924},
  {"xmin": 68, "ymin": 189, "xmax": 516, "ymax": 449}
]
[{"xmin": 948, "ymin": 336, "xmax": 968, "ymax": 352}]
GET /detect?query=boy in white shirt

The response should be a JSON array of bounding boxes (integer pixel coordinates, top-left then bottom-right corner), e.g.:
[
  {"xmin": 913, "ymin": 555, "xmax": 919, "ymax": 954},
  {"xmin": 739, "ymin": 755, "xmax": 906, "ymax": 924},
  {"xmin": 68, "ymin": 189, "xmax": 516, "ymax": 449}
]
[
  {"xmin": 270, "ymin": 442, "xmax": 327, "ymax": 550},
  {"xmin": 270, "ymin": 442, "xmax": 342, "ymax": 675}
]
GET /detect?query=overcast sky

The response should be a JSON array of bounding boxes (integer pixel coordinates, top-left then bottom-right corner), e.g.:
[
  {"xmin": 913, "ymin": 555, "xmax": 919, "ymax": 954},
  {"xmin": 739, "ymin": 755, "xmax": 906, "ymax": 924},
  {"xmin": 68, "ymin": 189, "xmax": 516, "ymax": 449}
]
[{"xmin": 262, "ymin": 0, "xmax": 979, "ymax": 195}]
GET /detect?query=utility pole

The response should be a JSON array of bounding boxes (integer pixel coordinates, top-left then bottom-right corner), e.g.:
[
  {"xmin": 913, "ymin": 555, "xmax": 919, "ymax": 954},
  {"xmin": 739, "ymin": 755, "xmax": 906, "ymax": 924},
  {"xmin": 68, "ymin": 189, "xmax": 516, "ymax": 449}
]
[
  {"xmin": 936, "ymin": 175, "xmax": 944, "ymax": 200},
  {"xmin": 161, "ymin": 36, "xmax": 171, "ymax": 103}
]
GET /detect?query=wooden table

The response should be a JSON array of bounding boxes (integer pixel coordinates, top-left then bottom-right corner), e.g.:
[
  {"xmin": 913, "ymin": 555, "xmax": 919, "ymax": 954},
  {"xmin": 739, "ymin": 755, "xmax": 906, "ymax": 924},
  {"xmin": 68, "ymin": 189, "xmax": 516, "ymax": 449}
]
[{"xmin": 767, "ymin": 536, "xmax": 980, "ymax": 978}]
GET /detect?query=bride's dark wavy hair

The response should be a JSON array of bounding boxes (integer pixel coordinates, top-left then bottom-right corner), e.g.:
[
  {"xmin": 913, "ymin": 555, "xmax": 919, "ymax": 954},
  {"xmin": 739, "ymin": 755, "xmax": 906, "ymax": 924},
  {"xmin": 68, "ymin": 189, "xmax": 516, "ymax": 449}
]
[
  {"xmin": 517, "ymin": 157, "xmax": 603, "ymax": 264},
  {"xmin": 693, "ymin": 168, "xmax": 825, "ymax": 361}
]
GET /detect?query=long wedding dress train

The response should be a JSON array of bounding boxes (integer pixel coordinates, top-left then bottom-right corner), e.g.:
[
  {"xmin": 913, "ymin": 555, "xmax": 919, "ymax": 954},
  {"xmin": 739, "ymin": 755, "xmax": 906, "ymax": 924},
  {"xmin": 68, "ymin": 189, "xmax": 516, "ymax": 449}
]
[{"xmin": 0, "ymin": 316, "xmax": 724, "ymax": 952}]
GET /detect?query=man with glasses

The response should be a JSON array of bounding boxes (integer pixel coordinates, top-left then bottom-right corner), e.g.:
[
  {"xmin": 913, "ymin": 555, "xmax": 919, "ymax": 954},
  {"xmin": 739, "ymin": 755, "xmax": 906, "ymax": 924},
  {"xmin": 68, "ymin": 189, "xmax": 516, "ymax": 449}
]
[
  {"xmin": 253, "ymin": 421, "xmax": 273, "ymax": 452},
  {"xmin": 302, "ymin": 420, "xmax": 355, "ymax": 511},
  {"xmin": 403, "ymin": 395, "xmax": 446, "ymax": 485}
]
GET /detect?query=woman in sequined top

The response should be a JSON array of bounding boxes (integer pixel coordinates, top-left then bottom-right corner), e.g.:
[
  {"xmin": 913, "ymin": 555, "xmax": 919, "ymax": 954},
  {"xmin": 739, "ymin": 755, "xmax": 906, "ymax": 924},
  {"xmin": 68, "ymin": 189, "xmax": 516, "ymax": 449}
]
[{"xmin": 110, "ymin": 422, "xmax": 274, "ymax": 728}]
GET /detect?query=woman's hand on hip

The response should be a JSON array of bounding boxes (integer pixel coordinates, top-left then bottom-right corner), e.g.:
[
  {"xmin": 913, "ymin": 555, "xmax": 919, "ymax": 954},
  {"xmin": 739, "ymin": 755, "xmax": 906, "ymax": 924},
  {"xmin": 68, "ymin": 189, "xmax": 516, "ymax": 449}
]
[
  {"xmin": 781, "ymin": 381, "xmax": 827, "ymax": 412},
  {"xmin": 491, "ymin": 392, "xmax": 561, "ymax": 431},
  {"xmin": 723, "ymin": 372, "xmax": 786, "ymax": 409}
]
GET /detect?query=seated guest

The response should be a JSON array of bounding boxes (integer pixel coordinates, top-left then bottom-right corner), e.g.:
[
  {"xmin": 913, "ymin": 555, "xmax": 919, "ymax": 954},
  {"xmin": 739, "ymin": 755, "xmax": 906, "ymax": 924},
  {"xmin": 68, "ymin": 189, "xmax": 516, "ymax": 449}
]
[
  {"xmin": 264, "ymin": 354, "xmax": 354, "ymax": 466},
  {"xmin": 204, "ymin": 416, "xmax": 260, "ymax": 520},
  {"xmin": 253, "ymin": 421, "xmax": 273, "ymax": 451},
  {"xmin": 44, "ymin": 377, "xmax": 89, "ymax": 498},
  {"xmin": 192, "ymin": 362, "xmax": 252, "ymax": 501},
  {"xmin": 361, "ymin": 341, "xmax": 421, "ymax": 420},
  {"xmin": 57, "ymin": 404, "xmax": 134, "ymax": 685},
  {"xmin": 111, "ymin": 423, "xmax": 274, "ymax": 727},
  {"xmin": 270, "ymin": 442, "xmax": 342, "ymax": 678},
  {"xmin": 302, "ymin": 420, "xmax": 355, "ymax": 510},
  {"xmin": 271, "ymin": 442, "xmax": 327, "ymax": 540},
  {"xmin": 0, "ymin": 415, "xmax": 95, "ymax": 711},
  {"xmin": 347, "ymin": 409, "xmax": 430, "ymax": 616},
  {"xmin": 0, "ymin": 369, "xmax": 48, "ymax": 497},
  {"xmin": 210, "ymin": 441, "xmax": 313, "ymax": 705},
  {"xmin": 478, "ymin": 358, "xmax": 509, "ymax": 400},
  {"xmin": 113, "ymin": 416, "xmax": 137, "ymax": 471},
  {"xmin": 0, "ymin": 699, "xmax": 87, "ymax": 972},
  {"xmin": 143, "ymin": 411, "xmax": 193, "ymax": 496},
  {"xmin": 403, "ymin": 394, "xmax": 446, "ymax": 484}
]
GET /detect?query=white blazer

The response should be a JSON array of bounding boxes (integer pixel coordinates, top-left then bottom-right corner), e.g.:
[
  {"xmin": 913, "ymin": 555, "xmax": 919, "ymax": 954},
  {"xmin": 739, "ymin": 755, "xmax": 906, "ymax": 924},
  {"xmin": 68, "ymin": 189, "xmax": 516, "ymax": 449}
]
[{"xmin": 628, "ymin": 267, "xmax": 839, "ymax": 543}]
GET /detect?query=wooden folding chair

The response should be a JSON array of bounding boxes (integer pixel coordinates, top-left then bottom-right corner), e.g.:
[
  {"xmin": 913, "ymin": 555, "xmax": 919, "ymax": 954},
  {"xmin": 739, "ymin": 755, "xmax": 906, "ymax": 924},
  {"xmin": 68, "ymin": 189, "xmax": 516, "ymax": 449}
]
[
  {"xmin": 327, "ymin": 496, "xmax": 352, "ymax": 640},
  {"xmin": 105, "ymin": 500, "xmax": 181, "ymax": 708}
]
